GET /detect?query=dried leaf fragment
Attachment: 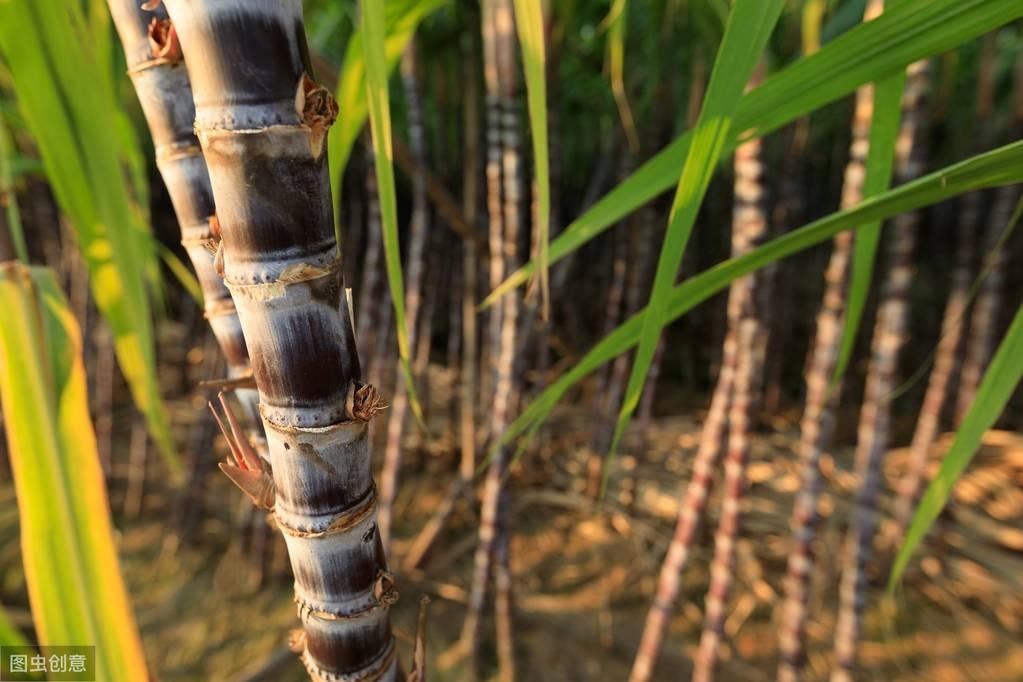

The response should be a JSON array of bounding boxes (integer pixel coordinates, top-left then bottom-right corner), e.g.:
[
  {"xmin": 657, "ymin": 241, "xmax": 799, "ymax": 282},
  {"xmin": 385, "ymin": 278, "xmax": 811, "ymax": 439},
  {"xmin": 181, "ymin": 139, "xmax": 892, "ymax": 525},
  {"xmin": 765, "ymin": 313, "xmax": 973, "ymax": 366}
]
[
  {"xmin": 147, "ymin": 18, "xmax": 181, "ymax": 63},
  {"xmin": 209, "ymin": 393, "xmax": 274, "ymax": 509},
  {"xmin": 295, "ymin": 73, "xmax": 338, "ymax": 157}
]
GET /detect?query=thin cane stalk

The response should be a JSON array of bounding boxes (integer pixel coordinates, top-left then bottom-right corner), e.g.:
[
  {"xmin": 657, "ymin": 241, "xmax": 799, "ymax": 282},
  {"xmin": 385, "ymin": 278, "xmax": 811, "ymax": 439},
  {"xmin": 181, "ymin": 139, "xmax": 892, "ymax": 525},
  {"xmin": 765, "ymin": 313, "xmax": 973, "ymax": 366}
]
[
  {"xmin": 831, "ymin": 58, "xmax": 931, "ymax": 682},
  {"xmin": 776, "ymin": 3, "xmax": 883, "ymax": 669},
  {"xmin": 106, "ymin": 0, "xmax": 260, "ymax": 427},
  {"xmin": 379, "ymin": 42, "xmax": 431, "ymax": 551}
]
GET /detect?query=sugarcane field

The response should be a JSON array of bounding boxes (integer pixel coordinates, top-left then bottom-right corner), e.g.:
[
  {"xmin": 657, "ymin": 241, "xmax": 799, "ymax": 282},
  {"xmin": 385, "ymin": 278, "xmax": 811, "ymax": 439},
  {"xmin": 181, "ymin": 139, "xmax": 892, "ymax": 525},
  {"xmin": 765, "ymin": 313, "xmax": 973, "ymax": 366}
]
[{"xmin": 3, "ymin": 0, "xmax": 1023, "ymax": 680}]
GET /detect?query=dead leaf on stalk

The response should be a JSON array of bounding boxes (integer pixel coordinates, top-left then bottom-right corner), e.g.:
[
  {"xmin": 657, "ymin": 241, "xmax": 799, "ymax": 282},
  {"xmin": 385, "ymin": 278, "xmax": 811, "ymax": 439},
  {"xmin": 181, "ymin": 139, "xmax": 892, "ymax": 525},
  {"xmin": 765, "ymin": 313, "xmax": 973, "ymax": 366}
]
[{"xmin": 147, "ymin": 18, "xmax": 182, "ymax": 63}]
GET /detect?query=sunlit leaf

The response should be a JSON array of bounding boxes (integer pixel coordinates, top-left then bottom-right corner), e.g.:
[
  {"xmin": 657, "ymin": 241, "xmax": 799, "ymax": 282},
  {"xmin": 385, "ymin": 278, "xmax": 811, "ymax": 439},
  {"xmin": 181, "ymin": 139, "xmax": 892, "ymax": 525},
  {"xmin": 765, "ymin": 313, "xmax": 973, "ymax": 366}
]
[
  {"xmin": 833, "ymin": 60, "xmax": 908, "ymax": 384},
  {"xmin": 361, "ymin": 0, "xmax": 425, "ymax": 426},
  {"xmin": 889, "ymin": 301, "xmax": 1023, "ymax": 588},
  {"xmin": 0, "ymin": 264, "xmax": 148, "ymax": 681},
  {"xmin": 513, "ymin": 0, "xmax": 551, "ymax": 314},
  {"xmin": 0, "ymin": 0, "xmax": 179, "ymax": 472},
  {"xmin": 329, "ymin": 0, "xmax": 448, "ymax": 235}
]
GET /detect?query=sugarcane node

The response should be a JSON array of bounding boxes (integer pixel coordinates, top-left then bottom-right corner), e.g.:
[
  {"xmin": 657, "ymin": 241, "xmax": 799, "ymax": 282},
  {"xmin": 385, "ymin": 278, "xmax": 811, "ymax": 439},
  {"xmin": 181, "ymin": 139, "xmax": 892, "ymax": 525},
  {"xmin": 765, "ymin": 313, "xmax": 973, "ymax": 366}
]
[
  {"xmin": 348, "ymin": 382, "xmax": 387, "ymax": 422},
  {"xmin": 276, "ymin": 486, "xmax": 376, "ymax": 538},
  {"xmin": 146, "ymin": 18, "xmax": 181, "ymax": 64}
]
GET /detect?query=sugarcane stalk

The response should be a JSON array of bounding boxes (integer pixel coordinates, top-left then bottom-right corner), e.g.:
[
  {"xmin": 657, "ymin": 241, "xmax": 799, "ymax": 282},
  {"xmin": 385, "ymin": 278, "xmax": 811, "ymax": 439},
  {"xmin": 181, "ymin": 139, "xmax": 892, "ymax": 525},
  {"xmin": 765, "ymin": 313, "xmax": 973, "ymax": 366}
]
[
  {"xmin": 161, "ymin": 1, "xmax": 398, "ymax": 678},
  {"xmin": 379, "ymin": 42, "xmax": 431, "ymax": 552},
  {"xmin": 358, "ymin": 142, "xmax": 385, "ymax": 378},
  {"xmin": 831, "ymin": 58, "xmax": 930, "ymax": 682},
  {"xmin": 461, "ymin": 0, "xmax": 521, "ymax": 673},
  {"xmin": 776, "ymin": 3, "xmax": 882, "ymax": 671},
  {"xmin": 889, "ymin": 220, "xmax": 973, "ymax": 538},
  {"xmin": 628, "ymin": 113, "xmax": 766, "ymax": 682},
  {"xmin": 106, "ymin": 0, "xmax": 257, "ymax": 427},
  {"xmin": 951, "ymin": 33, "xmax": 1001, "ymax": 426},
  {"xmin": 693, "ymin": 89, "xmax": 770, "ymax": 679}
]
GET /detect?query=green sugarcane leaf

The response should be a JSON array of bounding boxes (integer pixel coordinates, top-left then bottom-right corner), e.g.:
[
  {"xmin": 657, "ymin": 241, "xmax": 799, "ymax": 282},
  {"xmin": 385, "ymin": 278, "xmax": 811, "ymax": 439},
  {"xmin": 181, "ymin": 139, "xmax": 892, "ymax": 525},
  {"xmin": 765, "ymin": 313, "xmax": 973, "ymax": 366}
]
[
  {"xmin": 329, "ymin": 0, "xmax": 448, "ymax": 236},
  {"xmin": 0, "ymin": 603, "xmax": 28, "ymax": 648},
  {"xmin": 482, "ymin": 0, "xmax": 1023, "ymax": 309},
  {"xmin": 889, "ymin": 301, "xmax": 1023, "ymax": 589},
  {"xmin": 361, "ymin": 0, "xmax": 425, "ymax": 427},
  {"xmin": 512, "ymin": 0, "xmax": 551, "ymax": 315},
  {"xmin": 606, "ymin": 0, "xmax": 786, "ymax": 493},
  {"xmin": 0, "ymin": 264, "xmax": 148, "ymax": 681},
  {"xmin": 491, "ymin": 141, "xmax": 1023, "ymax": 466},
  {"xmin": 158, "ymin": 244, "xmax": 203, "ymax": 307},
  {"xmin": 0, "ymin": 113, "xmax": 28, "ymax": 263},
  {"xmin": 833, "ymin": 64, "xmax": 908, "ymax": 384},
  {"xmin": 802, "ymin": 0, "xmax": 827, "ymax": 56},
  {"xmin": 0, "ymin": 1, "xmax": 179, "ymax": 472},
  {"xmin": 603, "ymin": 0, "xmax": 639, "ymax": 153}
]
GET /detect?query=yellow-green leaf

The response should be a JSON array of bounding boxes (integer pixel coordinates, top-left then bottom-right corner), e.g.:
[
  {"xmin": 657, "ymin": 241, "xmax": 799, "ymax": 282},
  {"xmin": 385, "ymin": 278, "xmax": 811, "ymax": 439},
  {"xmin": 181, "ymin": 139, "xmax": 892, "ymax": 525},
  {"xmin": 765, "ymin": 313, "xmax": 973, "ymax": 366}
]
[
  {"xmin": 512, "ymin": 0, "xmax": 551, "ymax": 315},
  {"xmin": 606, "ymin": 0, "xmax": 786, "ymax": 492},
  {"xmin": 889, "ymin": 301, "xmax": 1023, "ymax": 588},
  {"xmin": 0, "ymin": 263, "xmax": 148, "ymax": 681},
  {"xmin": 0, "ymin": 1, "xmax": 179, "ymax": 472},
  {"xmin": 329, "ymin": 0, "xmax": 448, "ymax": 235},
  {"xmin": 361, "ymin": 0, "xmax": 425, "ymax": 426}
]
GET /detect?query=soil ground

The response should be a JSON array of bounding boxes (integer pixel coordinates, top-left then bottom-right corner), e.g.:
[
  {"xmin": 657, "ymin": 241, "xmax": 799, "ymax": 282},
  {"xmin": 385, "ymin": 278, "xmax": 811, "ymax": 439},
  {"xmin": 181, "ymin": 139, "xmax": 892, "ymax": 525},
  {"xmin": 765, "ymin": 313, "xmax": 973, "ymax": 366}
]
[{"xmin": 1, "ymin": 363, "xmax": 1021, "ymax": 681}]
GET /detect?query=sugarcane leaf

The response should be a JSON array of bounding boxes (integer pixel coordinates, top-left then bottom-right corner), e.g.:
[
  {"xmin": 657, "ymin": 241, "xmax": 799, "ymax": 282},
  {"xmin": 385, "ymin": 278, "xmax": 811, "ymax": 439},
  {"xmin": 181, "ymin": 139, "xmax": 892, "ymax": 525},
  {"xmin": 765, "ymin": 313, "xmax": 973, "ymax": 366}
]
[
  {"xmin": 158, "ymin": 243, "xmax": 203, "ymax": 307},
  {"xmin": 493, "ymin": 141, "xmax": 1023, "ymax": 464},
  {"xmin": 603, "ymin": 0, "xmax": 639, "ymax": 153},
  {"xmin": 361, "ymin": 0, "xmax": 425, "ymax": 427},
  {"xmin": 802, "ymin": 0, "xmax": 827, "ymax": 56},
  {"xmin": 329, "ymin": 0, "xmax": 448, "ymax": 235},
  {"xmin": 0, "ymin": 1, "xmax": 180, "ymax": 472},
  {"xmin": 512, "ymin": 0, "xmax": 551, "ymax": 315},
  {"xmin": 889, "ymin": 301, "xmax": 1023, "ymax": 589},
  {"xmin": 482, "ymin": 0, "xmax": 1023, "ymax": 309},
  {"xmin": 0, "ymin": 112, "xmax": 28, "ymax": 263},
  {"xmin": 833, "ymin": 67, "xmax": 908, "ymax": 384},
  {"xmin": 0, "ymin": 603, "xmax": 28, "ymax": 648},
  {"xmin": 606, "ymin": 0, "xmax": 786, "ymax": 492},
  {"xmin": 0, "ymin": 264, "xmax": 148, "ymax": 682}
]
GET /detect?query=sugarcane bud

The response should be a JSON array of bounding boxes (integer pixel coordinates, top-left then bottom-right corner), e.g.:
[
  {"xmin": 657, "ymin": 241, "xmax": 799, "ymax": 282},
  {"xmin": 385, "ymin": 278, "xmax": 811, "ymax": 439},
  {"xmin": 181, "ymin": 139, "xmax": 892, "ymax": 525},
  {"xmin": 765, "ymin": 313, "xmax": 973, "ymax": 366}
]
[
  {"xmin": 146, "ymin": 18, "xmax": 181, "ymax": 63},
  {"xmin": 373, "ymin": 570, "xmax": 399, "ymax": 606},
  {"xmin": 295, "ymin": 73, "xmax": 337, "ymax": 158},
  {"xmin": 287, "ymin": 628, "xmax": 306, "ymax": 654},
  {"xmin": 213, "ymin": 241, "xmax": 225, "ymax": 278},
  {"xmin": 346, "ymin": 382, "xmax": 387, "ymax": 422}
]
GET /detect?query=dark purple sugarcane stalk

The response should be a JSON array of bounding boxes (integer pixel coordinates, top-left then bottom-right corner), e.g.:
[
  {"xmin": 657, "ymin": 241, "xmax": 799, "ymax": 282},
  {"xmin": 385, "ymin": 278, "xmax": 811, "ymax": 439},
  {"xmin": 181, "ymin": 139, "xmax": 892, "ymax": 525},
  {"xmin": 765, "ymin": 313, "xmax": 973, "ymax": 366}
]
[
  {"xmin": 161, "ymin": 1, "xmax": 399, "ymax": 678},
  {"xmin": 106, "ymin": 0, "xmax": 258, "ymax": 425}
]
